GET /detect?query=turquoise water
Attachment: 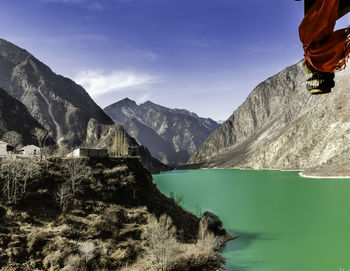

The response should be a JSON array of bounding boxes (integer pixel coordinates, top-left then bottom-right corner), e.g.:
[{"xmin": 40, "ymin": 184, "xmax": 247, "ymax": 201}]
[{"xmin": 153, "ymin": 169, "xmax": 350, "ymax": 271}]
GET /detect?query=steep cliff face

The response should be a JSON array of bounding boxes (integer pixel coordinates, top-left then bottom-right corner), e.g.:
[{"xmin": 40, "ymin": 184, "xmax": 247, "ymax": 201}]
[
  {"xmin": 85, "ymin": 119, "xmax": 172, "ymax": 173},
  {"xmin": 0, "ymin": 87, "xmax": 48, "ymax": 145},
  {"xmin": 122, "ymin": 118, "xmax": 181, "ymax": 166},
  {"xmin": 104, "ymin": 99, "xmax": 219, "ymax": 166},
  {"xmin": 0, "ymin": 38, "xmax": 114, "ymax": 146},
  {"xmin": 189, "ymin": 61, "xmax": 350, "ymax": 171}
]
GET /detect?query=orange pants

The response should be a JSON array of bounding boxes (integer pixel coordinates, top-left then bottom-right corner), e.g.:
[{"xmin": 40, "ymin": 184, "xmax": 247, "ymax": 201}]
[{"xmin": 299, "ymin": 0, "xmax": 350, "ymax": 73}]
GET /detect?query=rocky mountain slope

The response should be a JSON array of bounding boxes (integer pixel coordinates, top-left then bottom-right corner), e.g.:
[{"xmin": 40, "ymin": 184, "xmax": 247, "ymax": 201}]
[
  {"xmin": 0, "ymin": 157, "xmax": 231, "ymax": 270},
  {"xmin": 0, "ymin": 87, "xmax": 48, "ymax": 145},
  {"xmin": 189, "ymin": 61, "xmax": 350, "ymax": 175},
  {"xmin": 104, "ymin": 98, "xmax": 219, "ymax": 166},
  {"xmin": 0, "ymin": 38, "xmax": 114, "ymax": 146}
]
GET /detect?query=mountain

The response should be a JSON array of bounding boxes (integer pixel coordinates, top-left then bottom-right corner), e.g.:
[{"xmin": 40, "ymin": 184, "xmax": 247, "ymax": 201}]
[
  {"xmin": 189, "ymin": 61, "xmax": 350, "ymax": 176},
  {"xmin": 104, "ymin": 98, "xmax": 220, "ymax": 166},
  {"xmin": 0, "ymin": 87, "xmax": 49, "ymax": 145},
  {"xmin": 0, "ymin": 38, "xmax": 114, "ymax": 146},
  {"xmin": 216, "ymin": 120, "xmax": 227, "ymax": 125}
]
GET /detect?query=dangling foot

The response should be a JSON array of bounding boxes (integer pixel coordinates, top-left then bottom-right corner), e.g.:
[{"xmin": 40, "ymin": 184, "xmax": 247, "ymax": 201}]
[{"xmin": 305, "ymin": 61, "xmax": 335, "ymax": 95}]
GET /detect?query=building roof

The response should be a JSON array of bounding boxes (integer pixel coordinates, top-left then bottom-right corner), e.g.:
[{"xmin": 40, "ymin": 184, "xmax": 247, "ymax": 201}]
[
  {"xmin": 20, "ymin": 145, "xmax": 40, "ymax": 150},
  {"xmin": 75, "ymin": 148, "xmax": 108, "ymax": 151}
]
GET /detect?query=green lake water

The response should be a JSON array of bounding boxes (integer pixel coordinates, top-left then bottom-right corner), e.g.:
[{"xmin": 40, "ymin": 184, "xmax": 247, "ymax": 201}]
[{"xmin": 153, "ymin": 169, "xmax": 350, "ymax": 271}]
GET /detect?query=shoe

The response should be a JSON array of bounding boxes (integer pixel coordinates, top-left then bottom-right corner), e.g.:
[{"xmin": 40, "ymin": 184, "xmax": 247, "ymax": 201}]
[{"xmin": 305, "ymin": 61, "xmax": 335, "ymax": 95}]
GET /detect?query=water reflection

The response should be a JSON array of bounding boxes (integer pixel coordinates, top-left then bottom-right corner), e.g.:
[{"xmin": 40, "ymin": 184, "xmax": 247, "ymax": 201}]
[{"xmin": 222, "ymin": 230, "xmax": 277, "ymax": 271}]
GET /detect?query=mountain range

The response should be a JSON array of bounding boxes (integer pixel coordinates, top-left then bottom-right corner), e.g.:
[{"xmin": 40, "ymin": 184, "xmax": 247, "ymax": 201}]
[
  {"xmin": 189, "ymin": 61, "xmax": 350, "ymax": 176},
  {"xmin": 3, "ymin": 35, "xmax": 350, "ymax": 177},
  {"xmin": 104, "ymin": 98, "xmax": 219, "ymax": 166},
  {"xmin": 0, "ymin": 38, "xmax": 169, "ymax": 173}
]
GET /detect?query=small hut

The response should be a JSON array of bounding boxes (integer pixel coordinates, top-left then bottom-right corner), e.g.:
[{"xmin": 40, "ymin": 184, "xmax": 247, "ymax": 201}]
[
  {"xmin": 20, "ymin": 145, "xmax": 41, "ymax": 156},
  {"xmin": 0, "ymin": 141, "xmax": 14, "ymax": 156}
]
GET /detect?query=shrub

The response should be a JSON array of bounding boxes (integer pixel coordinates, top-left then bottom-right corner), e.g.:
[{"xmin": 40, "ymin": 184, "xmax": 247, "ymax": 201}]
[
  {"xmin": 78, "ymin": 241, "xmax": 95, "ymax": 263},
  {"xmin": 196, "ymin": 220, "xmax": 219, "ymax": 255},
  {"xmin": 144, "ymin": 214, "xmax": 179, "ymax": 271}
]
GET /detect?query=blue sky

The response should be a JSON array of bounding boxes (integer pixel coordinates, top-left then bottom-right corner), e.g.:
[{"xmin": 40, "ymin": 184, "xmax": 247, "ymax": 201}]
[{"xmin": 1, "ymin": 0, "xmax": 349, "ymax": 120}]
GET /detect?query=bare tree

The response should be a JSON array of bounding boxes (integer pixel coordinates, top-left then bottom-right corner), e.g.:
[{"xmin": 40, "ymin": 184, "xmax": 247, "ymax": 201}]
[
  {"xmin": 55, "ymin": 182, "xmax": 71, "ymax": 211},
  {"xmin": 0, "ymin": 158, "xmax": 40, "ymax": 203},
  {"xmin": 21, "ymin": 159, "xmax": 41, "ymax": 197},
  {"xmin": 0, "ymin": 158, "xmax": 19, "ymax": 202},
  {"xmin": 65, "ymin": 159, "xmax": 91, "ymax": 196},
  {"xmin": 1, "ymin": 131, "xmax": 23, "ymax": 150},
  {"xmin": 32, "ymin": 128, "xmax": 50, "ymax": 148}
]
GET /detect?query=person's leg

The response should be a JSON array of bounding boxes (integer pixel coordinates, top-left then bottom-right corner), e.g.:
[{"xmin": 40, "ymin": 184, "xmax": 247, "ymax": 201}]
[
  {"xmin": 299, "ymin": 0, "xmax": 343, "ymax": 94},
  {"xmin": 305, "ymin": 61, "xmax": 335, "ymax": 95}
]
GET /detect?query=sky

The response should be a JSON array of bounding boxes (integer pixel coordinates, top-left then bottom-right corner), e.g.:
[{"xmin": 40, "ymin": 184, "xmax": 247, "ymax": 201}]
[{"xmin": 0, "ymin": 0, "xmax": 349, "ymax": 121}]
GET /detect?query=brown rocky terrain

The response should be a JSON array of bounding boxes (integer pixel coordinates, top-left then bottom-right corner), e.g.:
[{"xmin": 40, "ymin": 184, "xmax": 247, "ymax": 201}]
[
  {"xmin": 0, "ymin": 157, "xmax": 233, "ymax": 270},
  {"xmin": 189, "ymin": 61, "xmax": 350, "ymax": 177}
]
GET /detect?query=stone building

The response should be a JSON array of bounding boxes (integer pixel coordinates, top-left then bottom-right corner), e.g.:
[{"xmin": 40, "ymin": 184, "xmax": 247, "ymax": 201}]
[
  {"xmin": 68, "ymin": 148, "xmax": 108, "ymax": 158},
  {"xmin": 0, "ymin": 141, "xmax": 14, "ymax": 155},
  {"xmin": 20, "ymin": 145, "xmax": 41, "ymax": 156}
]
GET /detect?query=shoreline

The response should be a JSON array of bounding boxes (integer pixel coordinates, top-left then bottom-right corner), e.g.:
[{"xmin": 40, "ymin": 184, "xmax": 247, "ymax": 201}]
[
  {"xmin": 298, "ymin": 172, "xmax": 350, "ymax": 179},
  {"xmin": 166, "ymin": 165, "xmax": 350, "ymax": 180}
]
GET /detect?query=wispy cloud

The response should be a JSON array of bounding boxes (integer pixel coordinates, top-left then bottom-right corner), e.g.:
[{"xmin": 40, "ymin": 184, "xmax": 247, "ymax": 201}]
[
  {"xmin": 188, "ymin": 40, "xmax": 210, "ymax": 48},
  {"xmin": 75, "ymin": 70, "xmax": 160, "ymax": 97},
  {"xmin": 40, "ymin": 0, "xmax": 134, "ymax": 10},
  {"xmin": 43, "ymin": 0, "xmax": 84, "ymax": 4}
]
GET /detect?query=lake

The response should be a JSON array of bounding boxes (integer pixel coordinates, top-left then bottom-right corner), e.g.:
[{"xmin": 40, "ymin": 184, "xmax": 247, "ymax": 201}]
[{"xmin": 153, "ymin": 169, "xmax": 350, "ymax": 271}]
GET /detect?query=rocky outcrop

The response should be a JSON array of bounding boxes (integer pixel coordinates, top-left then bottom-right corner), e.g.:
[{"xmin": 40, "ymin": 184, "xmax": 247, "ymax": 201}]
[
  {"xmin": 104, "ymin": 98, "xmax": 219, "ymax": 166},
  {"xmin": 0, "ymin": 87, "xmax": 49, "ymax": 145},
  {"xmin": 189, "ymin": 61, "xmax": 350, "ymax": 173},
  {"xmin": 0, "ymin": 38, "xmax": 114, "ymax": 146},
  {"xmin": 85, "ymin": 119, "xmax": 172, "ymax": 173}
]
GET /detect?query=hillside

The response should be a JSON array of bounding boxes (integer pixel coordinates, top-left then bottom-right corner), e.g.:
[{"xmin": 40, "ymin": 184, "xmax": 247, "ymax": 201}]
[
  {"xmin": 0, "ymin": 157, "xmax": 233, "ymax": 270},
  {"xmin": 189, "ymin": 61, "xmax": 350, "ymax": 176},
  {"xmin": 104, "ymin": 98, "xmax": 219, "ymax": 166}
]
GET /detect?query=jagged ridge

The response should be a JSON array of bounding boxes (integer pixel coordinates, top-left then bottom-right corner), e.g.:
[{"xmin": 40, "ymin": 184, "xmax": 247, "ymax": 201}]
[{"xmin": 104, "ymin": 98, "xmax": 219, "ymax": 166}]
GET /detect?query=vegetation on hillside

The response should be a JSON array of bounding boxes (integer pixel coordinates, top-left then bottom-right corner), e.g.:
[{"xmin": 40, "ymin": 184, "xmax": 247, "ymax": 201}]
[{"xmin": 0, "ymin": 156, "xmax": 232, "ymax": 271}]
